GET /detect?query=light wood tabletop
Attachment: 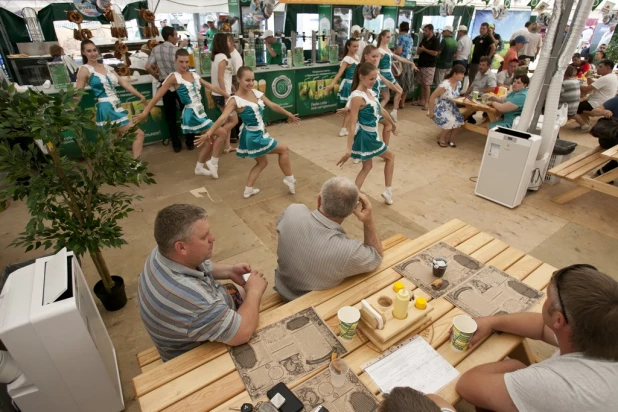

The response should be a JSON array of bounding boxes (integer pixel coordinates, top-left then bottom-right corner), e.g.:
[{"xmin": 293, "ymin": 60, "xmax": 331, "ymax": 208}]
[
  {"xmin": 452, "ymin": 96, "xmax": 501, "ymax": 135},
  {"xmin": 132, "ymin": 219, "xmax": 557, "ymax": 411}
]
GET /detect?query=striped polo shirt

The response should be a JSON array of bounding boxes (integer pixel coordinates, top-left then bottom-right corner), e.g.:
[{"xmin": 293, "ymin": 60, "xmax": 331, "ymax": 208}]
[
  {"xmin": 274, "ymin": 204, "xmax": 382, "ymax": 301},
  {"xmin": 137, "ymin": 247, "xmax": 241, "ymax": 362}
]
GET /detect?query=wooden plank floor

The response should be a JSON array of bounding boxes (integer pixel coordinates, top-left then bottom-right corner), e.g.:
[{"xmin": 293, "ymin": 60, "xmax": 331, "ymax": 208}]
[{"xmin": 132, "ymin": 219, "xmax": 556, "ymax": 412}]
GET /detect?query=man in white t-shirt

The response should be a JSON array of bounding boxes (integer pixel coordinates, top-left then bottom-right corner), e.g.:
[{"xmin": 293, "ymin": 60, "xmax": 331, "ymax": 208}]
[
  {"xmin": 453, "ymin": 25, "xmax": 472, "ymax": 70},
  {"xmin": 517, "ymin": 22, "xmax": 542, "ymax": 61},
  {"xmin": 456, "ymin": 264, "xmax": 618, "ymax": 412},
  {"xmin": 574, "ymin": 59, "xmax": 618, "ymax": 131}
]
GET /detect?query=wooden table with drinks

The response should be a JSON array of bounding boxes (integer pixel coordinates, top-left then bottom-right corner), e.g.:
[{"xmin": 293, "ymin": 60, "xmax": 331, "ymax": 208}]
[
  {"xmin": 132, "ymin": 219, "xmax": 556, "ymax": 412},
  {"xmin": 452, "ymin": 95, "xmax": 502, "ymax": 135}
]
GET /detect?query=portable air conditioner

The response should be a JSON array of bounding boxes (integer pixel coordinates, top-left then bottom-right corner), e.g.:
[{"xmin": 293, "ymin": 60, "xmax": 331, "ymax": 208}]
[
  {"xmin": 475, "ymin": 127, "xmax": 542, "ymax": 208},
  {"xmin": 0, "ymin": 248, "xmax": 124, "ymax": 412}
]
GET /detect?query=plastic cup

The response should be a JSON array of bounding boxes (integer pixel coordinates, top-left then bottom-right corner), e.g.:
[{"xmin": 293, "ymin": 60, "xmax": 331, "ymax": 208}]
[
  {"xmin": 471, "ymin": 91, "xmax": 479, "ymax": 101},
  {"xmin": 432, "ymin": 257, "xmax": 448, "ymax": 277},
  {"xmin": 451, "ymin": 315, "xmax": 477, "ymax": 352},
  {"xmin": 338, "ymin": 306, "xmax": 360, "ymax": 340},
  {"xmin": 329, "ymin": 358, "xmax": 349, "ymax": 388}
]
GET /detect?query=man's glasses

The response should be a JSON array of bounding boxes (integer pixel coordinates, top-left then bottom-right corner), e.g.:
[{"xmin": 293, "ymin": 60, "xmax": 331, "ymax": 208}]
[{"xmin": 552, "ymin": 264, "xmax": 597, "ymax": 324}]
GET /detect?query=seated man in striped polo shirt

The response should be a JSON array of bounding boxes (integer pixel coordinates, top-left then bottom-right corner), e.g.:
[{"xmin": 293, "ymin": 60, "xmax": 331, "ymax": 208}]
[
  {"xmin": 138, "ymin": 204, "xmax": 268, "ymax": 361},
  {"xmin": 275, "ymin": 176, "xmax": 384, "ymax": 301}
]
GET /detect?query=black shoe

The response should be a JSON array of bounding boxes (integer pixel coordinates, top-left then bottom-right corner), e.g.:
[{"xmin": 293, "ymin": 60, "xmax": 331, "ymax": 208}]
[
  {"xmin": 186, "ymin": 143, "xmax": 195, "ymax": 151},
  {"xmin": 173, "ymin": 146, "xmax": 182, "ymax": 153}
]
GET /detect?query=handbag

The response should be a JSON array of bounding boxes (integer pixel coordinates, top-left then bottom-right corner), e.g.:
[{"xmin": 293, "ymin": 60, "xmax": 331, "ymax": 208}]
[
  {"xmin": 591, "ymin": 117, "xmax": 618, "ymax": 145},
  {"xmin": 392, "ymin": 60, "xmax": 403, "ymax": 77}
]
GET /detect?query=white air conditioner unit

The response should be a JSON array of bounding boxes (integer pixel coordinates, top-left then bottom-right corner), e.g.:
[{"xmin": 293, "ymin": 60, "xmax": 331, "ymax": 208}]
[
  {"xmin": 475, "ymin": 126, "xmax": 542, "ymax": 208},
  {"xmin": 0, "ymin": 248, "xmax": 124, "ymax": 412}
]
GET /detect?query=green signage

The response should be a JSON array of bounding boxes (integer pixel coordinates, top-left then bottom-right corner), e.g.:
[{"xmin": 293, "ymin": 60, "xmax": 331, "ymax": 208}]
[
  {"xmin": 404, "ymin": 0, "xmax": 416, "ymax": 7},
  {"xmin": 47, "ymin": 62, "xmax": 71, "ymax": 89},
  {"xmin": 382, "ymin": 7, "xmax": 398, "ymax": 48},
  {"xmin": 296, "ymin": 66, "xmax": 339, "ymax": 117},
  {"xmin": 318, "ymin": 5, "xmax": 332, "ymax": 61}
]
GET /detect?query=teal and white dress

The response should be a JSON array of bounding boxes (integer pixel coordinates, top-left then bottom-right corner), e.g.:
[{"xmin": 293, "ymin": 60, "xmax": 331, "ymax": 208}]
[
  {"xmin": 166, "ymin": 72, "xmax": 213, "ymax": 134},
  {"xmin": 349, "ymin": 90, "xmax": 387, "ymax": 161},
  {"xmin": 374, "ymin": 75, "xmax": 386, "ymax": 93},
  {"xmin": 233, "ymin": 90, "xmax": 278, "ymax": 159},
  {"xmin": 83, "ymin": 64, "xmax": 129, "ymax": 127},
  {"xmin": 338, "ymin": 56, "xmax": 359, "ymax": 104},
  {"xmin": 378, "ymin": 48, "xmax": 397, "ymax": 86}
]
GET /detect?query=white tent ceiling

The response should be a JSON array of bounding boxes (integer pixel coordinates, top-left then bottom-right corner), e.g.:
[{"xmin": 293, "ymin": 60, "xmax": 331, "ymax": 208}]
[{"xmin": 0, "ymin": 0, "xmax": 229, "ymax": 14}]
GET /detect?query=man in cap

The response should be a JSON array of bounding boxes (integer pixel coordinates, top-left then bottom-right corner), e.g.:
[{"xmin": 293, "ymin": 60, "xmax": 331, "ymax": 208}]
[
  {"xmin": 502, "ymin": 35, "xmax": 527, "ymax": 71},
  {"xmin": 453, "ymin": 25, "xmax": 472, "ymax": 70},
  {"xmin": 488, "ymin": 23, "xmax": 503, "ymax": 52},
  {"xmin": 351, "ymin": 25, "xmax": 367, "ymax": 60},
  {"xmin": 264, "ymin": 30, "xmax": 282, "ymax": 65},
  {"xmin": 435, "ymin": 26, "xmax": 458, "ymax": 85},
  {"xmin": 205, "ymin": 20, "xmax": 217, "ymax": 51}
]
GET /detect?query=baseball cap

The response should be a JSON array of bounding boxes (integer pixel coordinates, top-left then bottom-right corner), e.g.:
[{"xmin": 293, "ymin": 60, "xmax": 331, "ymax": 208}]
[
  {"xmin": 443, "ymin": 25, "xmax": 453, "ymax": 32},
  {"xmin": 458, "ymin": 25, "xmax": 468, "ymax": 31},
  {"xmin": 488, "ymin": 23, "xmax": 495, "ymax": 29},
  {"xmin": 263, "ymin": 30, "xmax": 274, "ymax": 38},
  {"xmin": 351, "ymin": 25, "xmax": 362, "ymax": 34},
  {"xmin": 513, "ymin": 35, "xmax": 529, "ymax": 44}
]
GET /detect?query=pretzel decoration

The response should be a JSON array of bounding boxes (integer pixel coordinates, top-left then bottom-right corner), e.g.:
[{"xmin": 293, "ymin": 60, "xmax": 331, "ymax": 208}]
[
  {"xmin": 142, "ymin": 9, "xmax": 156, "ymax": 23},
  {"xmin": 104, "ymin": 9, "xmax": 114, "ymax": 22},
  {"xmin": 67, "ymin": 10, "xmax": 83, "ymax": 24},
  {"xmin": 111, "ymin": 27, "xmax": 119, "ymax": 38},
  {"xmin": 81, "ymin": 28, "xmax": 93, "ymax": 39},
  {"xmin": 141, "ymin": 26, "xmax": 151, "ymax": 38},
  {"xmin": 114, "ymin": 51, "xmax": 122, "ymax": 59},
  {"xmin": 152, "ymin": 64, "xmax": 159, "ymax": 77},
  {"xmin": 151, "ymin": 25, "xmax": 159, "ymax": 37},
  {"xmin": 147, "ymin": 39, "xmax": 158, "ymax": 50},
  {"xmin": 117, "ymin": 65, "xmax": 131, "ymax": 76}
]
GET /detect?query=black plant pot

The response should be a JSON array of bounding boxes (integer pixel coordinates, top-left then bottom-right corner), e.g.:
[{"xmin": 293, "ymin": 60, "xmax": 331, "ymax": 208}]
[{"xmin": 93, "ymin": 275, "xmax": 127, "ymax": 311}]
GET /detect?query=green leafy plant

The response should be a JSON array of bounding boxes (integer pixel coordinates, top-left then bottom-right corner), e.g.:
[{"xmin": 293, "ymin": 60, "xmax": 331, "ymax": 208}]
[{"xmin": 0, "ymin": 81, "xmax": 155, "ymax": 293}]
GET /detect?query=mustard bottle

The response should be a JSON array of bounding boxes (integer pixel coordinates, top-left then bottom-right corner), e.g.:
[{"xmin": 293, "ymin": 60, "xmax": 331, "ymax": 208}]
[{"xmin": 392, "ymin": 289, "xmax": 409, "ymax": 320}]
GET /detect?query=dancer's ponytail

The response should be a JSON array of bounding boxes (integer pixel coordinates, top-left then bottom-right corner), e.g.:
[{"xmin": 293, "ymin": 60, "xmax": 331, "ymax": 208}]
[{"xmin": 351, "ymin": 62, "xmax": 377, "ymax": 92}]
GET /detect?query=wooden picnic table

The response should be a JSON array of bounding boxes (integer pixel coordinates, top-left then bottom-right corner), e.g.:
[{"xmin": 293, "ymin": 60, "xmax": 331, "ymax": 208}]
[
  {"xmin": 132, "ymin": 219, "xmax": 556, "ymax": 412},
  {"xmin": 452, "ymin": 96, "xmax": 501, "ymax": 135},
  {"xmin": 548, "ymin": 145, "xmax": 618, "ymax": 203}
]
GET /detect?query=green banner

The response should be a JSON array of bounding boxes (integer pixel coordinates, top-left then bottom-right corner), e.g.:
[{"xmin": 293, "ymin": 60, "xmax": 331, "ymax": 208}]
[
  {"xmin": 47, "ymin": 62, "xmax": 71, "ymax": 89},
  {"xmin": 296, "ymin": 66, "xmax": 339, "ymax": 117},
  {"xmin": 382, "ymin": 7, "xmax": 398, "ymax": 48},
  {"xmin": 255, "ymin": 70, "xmax": 296, "ymax": 122},
  {"xmin": 404, "ymin": 0, "xmax": 416, "ymax": 6},
  {"xmin": 228, "ymin": 0, "xmax": 242, "ymax": 32},
  {"xmin": 318, "ymin": 5, "xmax": 332, "ymax": 61}
]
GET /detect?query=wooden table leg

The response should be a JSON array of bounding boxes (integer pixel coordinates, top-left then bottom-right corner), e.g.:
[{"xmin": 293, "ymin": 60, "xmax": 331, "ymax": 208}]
[{"xmin": 552, "ymin": 167, "xmax": 618, "ymax": 204}]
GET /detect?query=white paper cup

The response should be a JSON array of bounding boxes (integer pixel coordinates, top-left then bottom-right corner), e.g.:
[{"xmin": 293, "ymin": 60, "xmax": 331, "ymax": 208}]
[
  {"xmin": 338, "ymin": 306, "xmax": 360, "ymax": 340},
  {"xmin": 451, "ymin": 315, "xmax": 477, "ymax": 352}
]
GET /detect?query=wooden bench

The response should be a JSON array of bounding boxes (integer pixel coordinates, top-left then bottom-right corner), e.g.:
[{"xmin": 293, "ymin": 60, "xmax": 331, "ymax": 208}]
[
  {"xmin": 135, "ymin": 233, "xmax": 409, "ymax": 373},
  {"xmin": 548, "ymin": 145, "xmax": 618, "ymax": 203}
]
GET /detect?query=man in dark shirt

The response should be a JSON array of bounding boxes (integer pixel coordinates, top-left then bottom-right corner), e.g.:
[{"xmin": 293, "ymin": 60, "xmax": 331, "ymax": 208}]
[
  {"xmin": 587, "ymin": 95, "xmax": 618, "ymax": 176},
  {"xmin": 469, "ymin": 22, "xmax": 496, "ymax": 87},
  {"xmin": 416, "ymin": 24, "xmax": 440, "ymax": 110}
]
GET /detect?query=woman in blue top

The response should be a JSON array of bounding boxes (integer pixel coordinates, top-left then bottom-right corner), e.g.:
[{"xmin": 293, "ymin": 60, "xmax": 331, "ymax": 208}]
[
  {"xmin": 376, "ymin": 30, "xmax": 417, "ymax": 122},
  {"xmin": 76, "ymin": 40, "xmax": 147, "ymax": 158},
  {"xmin": 196, "ymin": 66, "xmax": 300, "ymax": 199},
  {"xmin": 336, "ymin": 62, "xmax": 398, "ymax": 205},
  {"xmin": 325, "ymin": 38, "xmax": 359, "ymax": 137},
  {"xmin": 135, "ymin": 49, "xmax": 230, "ymax": 179},
  {"xmin": 487, "ymin": 74, "xmax": 530, "ymax": 129}
]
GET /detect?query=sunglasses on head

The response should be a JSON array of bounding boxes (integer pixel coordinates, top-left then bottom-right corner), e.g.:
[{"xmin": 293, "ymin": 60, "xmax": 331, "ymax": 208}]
[{"xmin": 552, "ymin": 263, "xmax": 597, "ymax": 324}]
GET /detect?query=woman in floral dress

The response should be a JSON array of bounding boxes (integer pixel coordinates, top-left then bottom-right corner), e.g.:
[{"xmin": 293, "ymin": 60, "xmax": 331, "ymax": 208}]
[{"xmin": 428, "ymin": 64, "xmax": 466, "ymax": 147}]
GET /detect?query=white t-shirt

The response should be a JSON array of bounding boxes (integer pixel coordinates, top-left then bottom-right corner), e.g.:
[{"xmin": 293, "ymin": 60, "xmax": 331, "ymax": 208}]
[
  {"xmin": 496, "ymin": 70, "xmax": 514, "ymax": 86},
  {"xmin": 211, "ymin": 53, "xmax": 234, "ymax": 96},
  {"xmin": 521, "ymin": 32, "xmax": 542, "ymax": 57},
  {"xmin": 510, "ymin": 28, "xmax": 528, "ymax": 41},
  {"xmin": 454, "ymin": 35, "xmax": 472, "ymax": 61},
  {"xmin": 504, "ymin": 352, "xmax": 618, "ymax": 412},
  {"xmin": 230, "ymin": 49, "xmax": 243, "ymax": 77},
  {"xmin": 588, "ymin": 73, "xmax": 618, "ymax": 108}
]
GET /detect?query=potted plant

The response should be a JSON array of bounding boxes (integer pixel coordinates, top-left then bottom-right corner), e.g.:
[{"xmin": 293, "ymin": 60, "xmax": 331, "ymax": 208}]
[{"xmin": 0, "ymin": 80, "xmax": 155, "ymax": 311}]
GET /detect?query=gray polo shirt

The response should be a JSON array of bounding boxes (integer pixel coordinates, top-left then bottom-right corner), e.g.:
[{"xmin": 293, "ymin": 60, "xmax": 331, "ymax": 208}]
[
  {"xmin": 275, "ymin": 204, "xmax": 382, "ymax": 301},
  {"xmin": 137, "ymin": 247, "xmax": 240, "ymax": 362},
  {"xmin": 471, "ymin": 70, "xmax": 497, "ymax": 92}
]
